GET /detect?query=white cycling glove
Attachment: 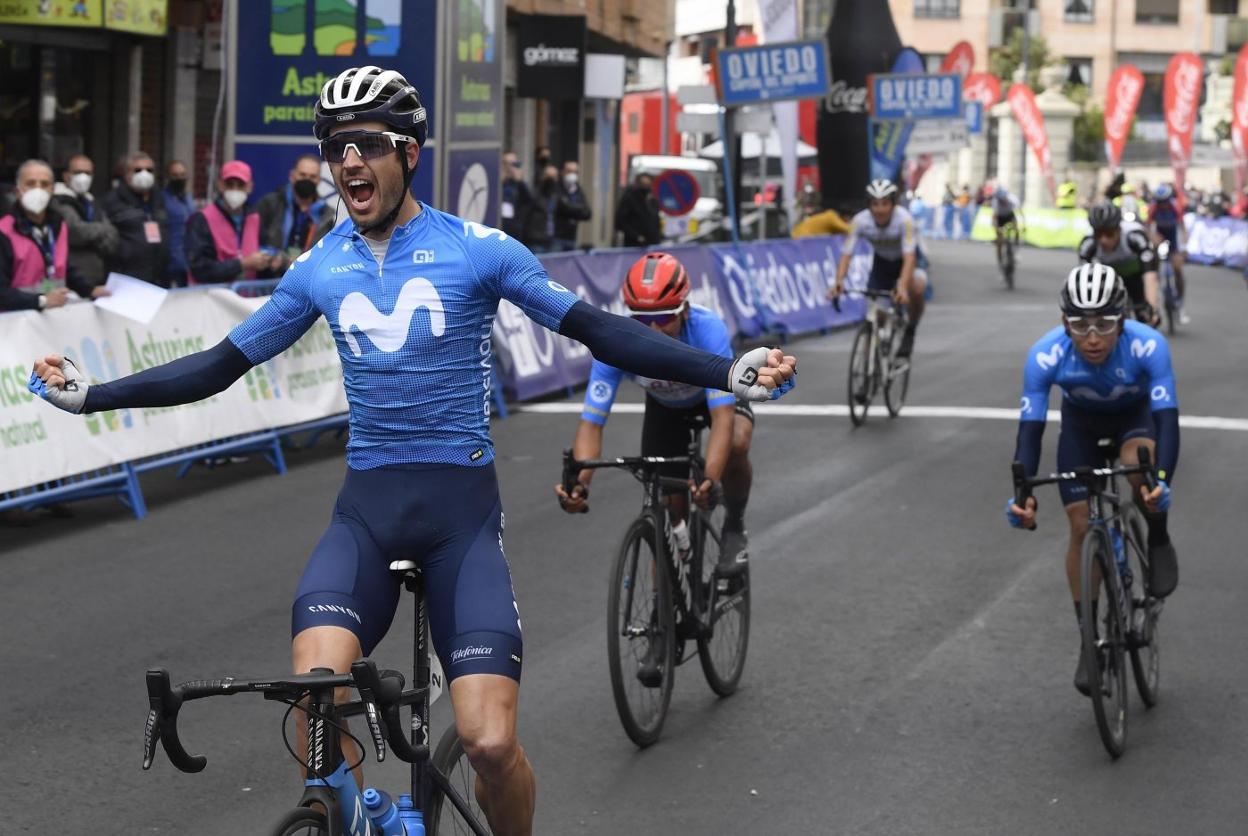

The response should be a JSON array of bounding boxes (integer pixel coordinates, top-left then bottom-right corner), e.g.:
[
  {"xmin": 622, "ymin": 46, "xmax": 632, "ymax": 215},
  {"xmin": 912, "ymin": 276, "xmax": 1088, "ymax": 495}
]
[
  {"xmin": 730, "ymin": 347, "xmax": 796, "ymax": 402},
  {"xmin": 28, "ymin": 357, "xmax": 89, "ymax": 414}
]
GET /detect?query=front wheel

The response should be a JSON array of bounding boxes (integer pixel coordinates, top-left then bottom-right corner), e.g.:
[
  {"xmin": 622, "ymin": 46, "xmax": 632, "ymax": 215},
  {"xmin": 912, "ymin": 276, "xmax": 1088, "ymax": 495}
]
[
  {"xmin": 607, "ymin": 513, "xmax": 676, "ymax": 747},
  {"xmin": 1081, "ymin": 528, "xmax": 1129, "ymax": 759},
  {"xmin": 428, "ymin": 726, "xmax": 493, "ymax": 835},
  {"xmin": 1123, "ymin": 504, "xmax": 1160, "ymax": 708},
  {"xmin": 1002, "ymin": 238, "xmax": 1016, "ymax": 289},
  {"xmin": 696, "ymin": 509, "xmax": 750, "ymax": 696},
  {"xmin": 847, "ymin": 321, "xmax": 874, "ymax": 426},
  {"xmin": 270, "ymin": 807, "xmax": 328, "ymax": 836},
  {"xmin": 884, "ymin": 334, "xmax": 910, "ymax": 418}
]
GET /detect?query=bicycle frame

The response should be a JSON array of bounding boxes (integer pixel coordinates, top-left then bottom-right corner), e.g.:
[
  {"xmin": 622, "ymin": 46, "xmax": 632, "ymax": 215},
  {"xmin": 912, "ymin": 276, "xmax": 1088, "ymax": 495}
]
[{"xmin": 862, "ymin": 291, "xmax": 907, "ymax": 393}]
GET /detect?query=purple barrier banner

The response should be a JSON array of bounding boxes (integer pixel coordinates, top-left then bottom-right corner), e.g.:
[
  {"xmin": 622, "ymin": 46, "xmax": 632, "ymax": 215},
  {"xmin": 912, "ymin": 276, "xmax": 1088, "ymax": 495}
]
[
  {"xmin": 491, "ymin": 235, "xmax": 872, "ymax": 402},
  {"xmin": 1183, "ymin": 214, "xmax": 1248, "ymax": 268}
]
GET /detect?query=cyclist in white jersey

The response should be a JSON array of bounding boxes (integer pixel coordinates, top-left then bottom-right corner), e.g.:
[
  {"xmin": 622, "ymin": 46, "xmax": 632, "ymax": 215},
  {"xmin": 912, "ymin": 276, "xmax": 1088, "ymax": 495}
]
[
  {"xmin": 991, "ymin": 183, "xmax": 1021, "ymax": 258},
  {"xmin": 829, "ymin": 179, "xmax": 927, "ymax": 358}
]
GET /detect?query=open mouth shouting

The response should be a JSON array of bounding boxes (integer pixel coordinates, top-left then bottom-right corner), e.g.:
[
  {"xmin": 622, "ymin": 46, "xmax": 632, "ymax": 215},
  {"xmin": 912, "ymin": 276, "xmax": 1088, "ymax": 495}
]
[{"xmin": 344, "ymin": 174, "xmax": 377, "ymax": 215}]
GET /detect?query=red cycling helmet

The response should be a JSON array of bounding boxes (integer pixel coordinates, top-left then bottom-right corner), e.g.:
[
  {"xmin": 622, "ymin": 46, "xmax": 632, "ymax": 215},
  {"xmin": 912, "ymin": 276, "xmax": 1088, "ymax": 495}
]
[{"xmin": 622, "ymin": 252, "xmax": 690, "ymax": 312}]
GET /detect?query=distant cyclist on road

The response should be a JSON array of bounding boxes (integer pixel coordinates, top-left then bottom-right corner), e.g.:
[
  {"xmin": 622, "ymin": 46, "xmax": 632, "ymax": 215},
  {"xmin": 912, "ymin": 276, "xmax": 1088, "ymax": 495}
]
[
  {"xmin": 556, "ymin": 252, "xmax": 756, "ymax": 582},
  {"xmin": 1147, "ymin": 183, "xmax": 1190, "ymax": 325},
  {"xmin": 1078, "ymin": 201, "xmax": 1161, "ymax": 326},
  {"xmin": 1006, "ymin": 263, "xmax": 1180, "ymax": 697},
  {"xmin": 828, "ymin": 179, "xmax": 927, "ymax": 359},
  {"xmin": 28, "ymin": 66, "xmax": 797, "ymax": 836},
  {"xmin": 991, "ymin": 182, "xmax": 1022, "ymax": 262}
]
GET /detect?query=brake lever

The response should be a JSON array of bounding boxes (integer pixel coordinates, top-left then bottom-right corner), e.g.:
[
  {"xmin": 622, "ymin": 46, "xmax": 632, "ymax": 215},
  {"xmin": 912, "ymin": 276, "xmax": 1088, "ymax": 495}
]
[
  {"xmin": 349, "ymin": 661, "xmax": 387, "ymax": 762},
  {"xmin": 560, "ymin": 450, "xmax": 589, "ymax": 514},
  {"xmin": 1136, "ymin": 446, "xmax": 1158, "ymax": 491},
  {"xmin": 1010, "ymin": 461, "xmax": 1038, "ymax": 532},
  {"xmin": 144, "ymin": 669, "xmax": 207, "ymax": 773}
]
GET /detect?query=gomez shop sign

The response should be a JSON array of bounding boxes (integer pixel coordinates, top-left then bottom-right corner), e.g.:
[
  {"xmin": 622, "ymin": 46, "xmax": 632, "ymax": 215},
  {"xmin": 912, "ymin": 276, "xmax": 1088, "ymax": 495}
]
[{"xmin": 516, "ymin": 14, "xmax": 586, "ymax": 99}]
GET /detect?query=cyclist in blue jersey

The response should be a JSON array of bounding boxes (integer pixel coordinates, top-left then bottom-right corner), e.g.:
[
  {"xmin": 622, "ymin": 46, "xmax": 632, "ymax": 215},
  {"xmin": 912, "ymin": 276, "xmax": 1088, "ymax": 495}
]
[
  {"xmin": 556, "ymin": 252, "xmax": 756, "ymax": 584},
  {"xmin": 1147, "ymin": 183, "xmax": 1189, "ymax": 324},
  {"xmin": 1006, "ymin": 263, "xmax": 1180, "ymax": 697},
  {"xmin": 28, "ymin": 66, "xmax": 796, "ymax": 836}
]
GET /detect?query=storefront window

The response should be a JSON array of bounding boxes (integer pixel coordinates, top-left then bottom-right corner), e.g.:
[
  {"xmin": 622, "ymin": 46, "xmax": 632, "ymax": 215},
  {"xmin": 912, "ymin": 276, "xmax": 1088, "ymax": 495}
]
[{"xmin": 0, "ymin": 42, "xmax": 38, "ymax": 183}]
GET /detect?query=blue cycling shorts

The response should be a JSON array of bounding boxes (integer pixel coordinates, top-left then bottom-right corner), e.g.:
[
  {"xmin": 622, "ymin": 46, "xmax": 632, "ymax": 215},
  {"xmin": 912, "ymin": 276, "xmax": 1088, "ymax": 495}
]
[
  {"xmin": 292, "ymin": 462, "xmax": 523, "ymax": 682},
  {"xmin": 1056, "ymin": 398, "xmax": 1155, "ymax": 505}
]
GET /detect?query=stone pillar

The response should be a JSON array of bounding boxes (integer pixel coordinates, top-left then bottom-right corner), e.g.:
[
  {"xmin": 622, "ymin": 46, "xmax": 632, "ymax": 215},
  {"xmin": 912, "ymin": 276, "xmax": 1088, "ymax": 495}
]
[{"xmin": 991, "ymin": 66, "xmax": 1080, "ymax": 209}]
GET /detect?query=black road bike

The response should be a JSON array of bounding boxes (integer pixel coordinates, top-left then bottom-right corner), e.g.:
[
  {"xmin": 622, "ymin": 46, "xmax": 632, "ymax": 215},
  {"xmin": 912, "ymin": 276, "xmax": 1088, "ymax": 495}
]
[
  {"xmin": 998, "ymin": 217, "xmax": 1021, "ymax": 289},
  {"xmin": 562, "ymin": 417, "xmax": 750, "ymax": 747},
  {"xmin": 143, "ymin": 565, "xmax": 491, "ymax": 835},
  {"xmin": 1013, "ymin": 444, "xmax": 1162, "ymax": 759}
]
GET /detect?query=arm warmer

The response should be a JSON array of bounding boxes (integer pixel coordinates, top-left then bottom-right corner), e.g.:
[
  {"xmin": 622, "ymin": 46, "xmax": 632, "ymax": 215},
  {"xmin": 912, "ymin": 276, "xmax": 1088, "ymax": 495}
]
[
  {"xmin": 84, "ymin": 338, "xmax": 252, "ymax": 413},
  {"xmin": 559, "ymin": 301, "xmax": 734, "ymax": 393},
  {"xmin": 1153, "ymin": 407, "xmax": 1179, "ymax": 483},
  {"xmin": 1013, "ymin": 421, "xmax": 1046, "ymax": 479}
]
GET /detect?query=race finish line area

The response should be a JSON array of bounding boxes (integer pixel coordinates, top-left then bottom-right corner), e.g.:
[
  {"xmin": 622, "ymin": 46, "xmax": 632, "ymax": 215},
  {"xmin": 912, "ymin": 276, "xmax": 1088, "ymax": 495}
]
[{"xmin": 514, "ymin": 402, "xmax": 1248, "ymax": 432}]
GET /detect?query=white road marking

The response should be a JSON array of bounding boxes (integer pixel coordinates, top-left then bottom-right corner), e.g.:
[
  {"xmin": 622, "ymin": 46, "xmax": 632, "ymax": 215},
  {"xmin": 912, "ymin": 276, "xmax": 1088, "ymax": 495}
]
[{"xmin": 513, "ymin": 402, "xmax": 1248, "ymax": 431}]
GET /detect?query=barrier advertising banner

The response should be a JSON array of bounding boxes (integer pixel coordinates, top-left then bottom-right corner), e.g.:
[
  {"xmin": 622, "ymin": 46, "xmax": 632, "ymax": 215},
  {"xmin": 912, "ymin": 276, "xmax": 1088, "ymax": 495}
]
[
  {"xmin": 1007, "ymin": 83, "xmax": 1055, "ymax": 199},
  {"xmin": 970, "ymin": 206, "xmax": 1090, "ymax": 249},
  {"xmin": 1232, "ymin": 45, "xmax": 1248, "ymax": 193},
  {"xmin": 1164, "ymin": 52, "xmax": 1204, "ymax": 190},
  {"xmin": 0, "ymin": 292, "xmax": 347, "ymax": 495},
  {"xmin": 1183, "ymin": 214, "xmax": 1248, "ymax": 268},
  {"xmin": 1104, "ymin": 65, "xmax": 1144, "ymax": 171}
]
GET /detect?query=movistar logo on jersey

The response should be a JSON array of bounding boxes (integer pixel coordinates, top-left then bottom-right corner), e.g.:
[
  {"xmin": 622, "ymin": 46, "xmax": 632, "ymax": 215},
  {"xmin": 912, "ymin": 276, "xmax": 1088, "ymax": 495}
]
[
  {"xmin": 1035, "ymin": 343, "xmax": 1064, "ymax": 370},
  {"xmin": 1130, "ymin": 337, "xmax": 1157, "ymax": 358},
  {"xmin": 339, "ymin": 278, "xmax": 446, "ymax": 356},
  {"xmin": 1069, "ymin": 384, "xmax": 1141, "ymax": 403}
]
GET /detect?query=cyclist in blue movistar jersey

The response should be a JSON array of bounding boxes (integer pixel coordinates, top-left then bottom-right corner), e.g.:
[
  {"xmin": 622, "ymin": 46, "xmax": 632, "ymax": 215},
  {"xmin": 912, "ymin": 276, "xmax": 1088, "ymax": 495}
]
[
  {"xmin": 28, "ymin": 66, "xmax": 796, "ymax": 836},
  {"xmin": 1006, "ymin": 263, "xmax": 1180, "ymax": 697},
  {"xmin": 556, "ymin": 252, "xmax": 757, "ymax": 584},
  {"xmin": 828, "ymin": 179, "xmax": 928, "ymax": 358},
  {"xmin": 1147, "ymin": 183, "xmax": 1190, "ymax": 324}
]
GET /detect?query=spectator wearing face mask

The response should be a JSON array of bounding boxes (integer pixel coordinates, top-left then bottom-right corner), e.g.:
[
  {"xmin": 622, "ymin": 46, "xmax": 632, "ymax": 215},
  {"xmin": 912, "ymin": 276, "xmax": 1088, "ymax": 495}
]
[
  {"xmin": 1, "ymin": 158, "xmax": 107, "ymax": 312},
  {"xmin": 256, "ymin": 153, "xmax": 335, "ymax": 271},
  {"xmin": 51, "ymin": 153, "xmax": 118, "ymax": 290},
  {"xmin": 524, "ymin": 164, "xmax": 561, "ymax": 253},
  {"xmin": 615, "ymin": 172, "xmax": 662, "ymax": 248},
  {"xmin": 553, "ymin": 160, "xmax": 591, "ymax": 252},
  {"xmin": 184, "ymin": 160, "xmax": 280, "ymax": 284},
  {"xmin": 101, "ymin": 150, "xmax": 171, "ymax": 286},
  {"xmin": 500, "ymin": 150, "xmax": 534, "ymax": 244},
  {"xmin": 163, "ymin": 160, "xmax": 195, "ymax": 287}
]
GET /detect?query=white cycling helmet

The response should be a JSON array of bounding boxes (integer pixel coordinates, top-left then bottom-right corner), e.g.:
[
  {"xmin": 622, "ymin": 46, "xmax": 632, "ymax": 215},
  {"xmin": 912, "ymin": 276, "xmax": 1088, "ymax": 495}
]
[
  {"xmin": 866, "ymin": 179, "xmax": 899, "ymax": 201},
  {"xmin": 1061, "ymin": 263, "xmax": 1127, "ymax": 316}
]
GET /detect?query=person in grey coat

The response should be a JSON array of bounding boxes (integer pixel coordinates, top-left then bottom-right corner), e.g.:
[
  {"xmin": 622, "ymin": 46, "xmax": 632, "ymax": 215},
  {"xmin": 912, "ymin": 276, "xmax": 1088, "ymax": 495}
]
[{"xmin": 50, "ymin": 153, "xmax": 118, "ymax": 290}]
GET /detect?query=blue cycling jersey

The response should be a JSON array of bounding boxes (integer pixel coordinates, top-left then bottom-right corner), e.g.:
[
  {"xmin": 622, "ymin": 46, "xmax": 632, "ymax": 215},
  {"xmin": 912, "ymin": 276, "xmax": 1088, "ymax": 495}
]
[
  {"xmin": 1149, "ymin": 199, "xmax": 1181, "ymax": 230},
  {"xmin": 581, "ymin": 304, "xmax": 736, "ymax": 423},
  {"xmin": 228, "ymin": 205, "xmax": 578, "ymax": 469},
  {"xmin": 1018, "ymin": 319, "xmax": 1177, "ymax": 421}
]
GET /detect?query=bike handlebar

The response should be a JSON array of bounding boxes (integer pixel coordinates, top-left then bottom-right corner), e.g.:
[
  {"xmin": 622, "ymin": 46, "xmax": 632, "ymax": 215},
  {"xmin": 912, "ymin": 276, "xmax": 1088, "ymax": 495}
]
[
  {"xmin": 562, "ymin": 449, "xmax": 698, "ymax": 493},
  {"xmin": 143, "ymin": 659, "xmax": 425, "ymax": 773},
  {"xmin": 1010, "ymin": 448, "xmax": 1157, "ymax": 533}
]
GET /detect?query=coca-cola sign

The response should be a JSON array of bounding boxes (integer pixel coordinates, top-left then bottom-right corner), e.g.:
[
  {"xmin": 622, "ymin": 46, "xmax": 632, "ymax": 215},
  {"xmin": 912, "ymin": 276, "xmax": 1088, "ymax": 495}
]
[
  {"xmin": 1232, "ymin": 45, "xmax": 1248, "ymax": 167},
  {"xmin": 1007, "ymin": 83, "xmax": 1055, "ymax": 199},
  {"xmin": 962, "ymin": 72, "xmax": 1001, "ymax": 107},
  {"xmin": 823, "ymin": 79, "xmax": 868, "ymax": 113},
  {"xmin": 940, "ymin": 41, "xmax": 974, "ymax": 80},
  {"xmin": 1163, "ymin": 52, "xmax": 1204, "ymax": 176},
  {"xmin": 1104, "ymin": 65, "xmax": 1144, "ymax": 170}
]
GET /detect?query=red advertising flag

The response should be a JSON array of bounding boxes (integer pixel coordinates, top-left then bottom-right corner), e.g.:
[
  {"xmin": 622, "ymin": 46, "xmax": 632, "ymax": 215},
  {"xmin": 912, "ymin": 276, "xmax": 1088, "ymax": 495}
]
[
  {"xmin": 1103, "ymin": 65, "xmax": 1144, "ymax": 171},
  {"xmin": 940, "ymin": 41, "xmax": 975, "ymax": 80},
  {"xmin": 1007, "ymin": 83, "xmax": 1055, "ymax": 199},
  {"xmin": 963, "ymin": 72, "xmax": 1002, "ymax": 107},
  {"xmin": 1231, "ymin": 45, "xmax": 1248, "ymax": 186},
  {"xmin": 1163, "ymin": 52, "xmax": 1204, "ymax": 188}
]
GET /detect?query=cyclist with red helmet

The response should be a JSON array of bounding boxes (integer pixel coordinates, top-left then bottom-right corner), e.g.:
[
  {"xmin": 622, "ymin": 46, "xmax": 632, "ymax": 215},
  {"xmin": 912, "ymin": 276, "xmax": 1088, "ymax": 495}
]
[{"xmin": 556, "ymin": 252, "xmax": 757, "ymax": 583}]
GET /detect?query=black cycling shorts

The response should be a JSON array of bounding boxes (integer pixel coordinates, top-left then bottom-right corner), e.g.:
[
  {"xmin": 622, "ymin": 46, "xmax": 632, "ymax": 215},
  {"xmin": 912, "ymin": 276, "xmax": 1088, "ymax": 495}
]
[
  {"xmin": 1057, "ymin": 398, "xmax": 1155, "ymax": 505},
  {"xmin": 641, "ymin": 396, "xmax": 753, "ymax": 490},
  {"xmin": 994, "ymin": 209, "xmax": 1016, "ymax": 227},
  {"xmin": 292, "ymin": 462, "xmax": 523, "ymax": 682},
  {"xmin": 867, "ymin": 248, "xmax": 929, "ymax": 292}
]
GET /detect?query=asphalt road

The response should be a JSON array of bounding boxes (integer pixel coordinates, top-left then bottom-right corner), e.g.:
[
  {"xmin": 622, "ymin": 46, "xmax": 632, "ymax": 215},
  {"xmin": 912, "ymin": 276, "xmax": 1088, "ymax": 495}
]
[{"xmin": 4, "ymin": 239, "xmax": 1248, "ymax": 835}]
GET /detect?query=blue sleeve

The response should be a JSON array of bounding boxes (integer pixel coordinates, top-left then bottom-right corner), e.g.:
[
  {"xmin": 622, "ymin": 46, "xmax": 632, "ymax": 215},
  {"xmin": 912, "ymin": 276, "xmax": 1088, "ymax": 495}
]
[
  {"xmin": 1014, "ymin": 339, "xmax": 1056, "ymax": 477},
  {"xmin": 468, "ymin": 223, "xmax": 578, "ymax": 330},
  {"xmin": 228, "ymin": 254, "xmax": 320, "ymax": 364},
  {"xmin": 560, "ymin": 301, "xmax": 733, "ymax": 393},
  {"xmin": 83, "ymin": 339, "xmax": 252, "ymax": 413},
  {"xmin": 688, "ymin": 312, "xmax": 735, "ymax": 409},
  {"xmin": 580, "ymin": 360, "xmax": 626, "ymax": 425}
]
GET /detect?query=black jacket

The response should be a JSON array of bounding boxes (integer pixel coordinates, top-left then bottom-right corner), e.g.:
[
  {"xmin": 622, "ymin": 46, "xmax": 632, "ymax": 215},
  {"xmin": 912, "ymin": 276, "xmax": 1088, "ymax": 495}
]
[
  {"xmin": 554, "ymin": 184, "xmax": 592, "ymax": 242},
  {"xmin": 501, "ymin": 178, "xmax": 534, "ymax": 243},
  {"xmin": 523, "ymin": 185, "xmax": 559, "ymax": 248},
  {"xmin": 0, "ymin": 204, "xmax": 92, "ymax": 311},
  {"xmin": 615, "ymin": 185, "xmax": 662, "ymax": 248},
  {"xmin": 255, "ymin": 186, "xmax": 335, "ymax": 254},
  {"xmin": 185, "ymin": 198, "xmax": 272, "ymax": 284},
  {"xmin": 101, "ymin": 183, "xmax": 171, "ymax": 286}
]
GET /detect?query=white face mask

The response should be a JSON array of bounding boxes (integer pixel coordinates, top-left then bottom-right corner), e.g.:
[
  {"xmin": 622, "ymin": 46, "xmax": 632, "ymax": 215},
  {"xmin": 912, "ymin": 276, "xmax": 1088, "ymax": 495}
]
[
  {"xmin": 69, "ymin": 172, "xmax": 93, "ymax": 195},
  {"xmin": 563, "ymin": 173, "xmax": 579, "ymax": 189},
  {"xmin": 20, "ymin": 187, "xmax": 51, "ymax": 215},
  {"xmin": 222, "ymin": 189, "xmax": 248, "ymax": 211},
  {"xmin": 130, "ymin": 170, "xmax": 156, "ymax": 192}
]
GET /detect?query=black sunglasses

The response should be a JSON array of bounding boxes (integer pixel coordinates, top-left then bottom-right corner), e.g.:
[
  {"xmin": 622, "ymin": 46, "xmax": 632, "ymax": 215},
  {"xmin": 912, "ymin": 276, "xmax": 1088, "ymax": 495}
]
[{"xmin": 319, "ymin": 131, "xmax": 416, "ymax": 164}]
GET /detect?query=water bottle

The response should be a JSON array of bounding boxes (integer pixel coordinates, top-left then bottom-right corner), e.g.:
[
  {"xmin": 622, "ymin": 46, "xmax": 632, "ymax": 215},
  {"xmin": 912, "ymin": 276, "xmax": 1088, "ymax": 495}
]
[
  {"xmin": 396, "ymin": 794, "xmax": 426, "ymax": 836},
  {"xmin": 1111, "ymin": 527, "xmax": 1131, "ymax": 585},
  {"xmin": 362, "ymin": 788, "xmax": 405, "ymax": 836},
  {"xmin": 672, "ymin": 518, "xmax": 691, "ymax": 562}
]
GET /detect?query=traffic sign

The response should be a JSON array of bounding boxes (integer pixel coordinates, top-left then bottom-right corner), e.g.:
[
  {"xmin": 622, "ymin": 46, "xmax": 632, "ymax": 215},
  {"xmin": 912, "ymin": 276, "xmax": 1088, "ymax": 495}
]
[
  {"xmin": 715, "ymin": 39, "xmax": 831, "ymax": 107},
  {"xmin": 964, "ymin": 100, "xmax": 984, "ymax": 134},
  {"xmin": 653, "ymin": 170, "xmax": 701, "ymax": 217},
  {"xmin": 869, "ymin": 72, "xmax": 962, "ymax": 121}
]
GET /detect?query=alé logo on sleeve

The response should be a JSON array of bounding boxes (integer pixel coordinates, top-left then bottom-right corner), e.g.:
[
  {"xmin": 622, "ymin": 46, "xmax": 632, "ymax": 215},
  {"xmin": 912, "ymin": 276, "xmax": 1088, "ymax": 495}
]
[{"xmin": 338, "ymin": 278, "xmax": 446, "ymax": 356}]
